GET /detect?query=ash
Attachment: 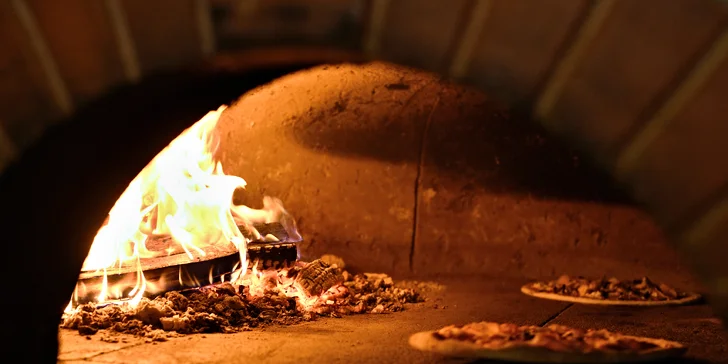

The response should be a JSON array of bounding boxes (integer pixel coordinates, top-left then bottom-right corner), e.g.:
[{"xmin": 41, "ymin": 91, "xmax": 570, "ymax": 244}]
[{"xmin": 60, "ymin": 258, "xmax": 426, "ymax": 340}]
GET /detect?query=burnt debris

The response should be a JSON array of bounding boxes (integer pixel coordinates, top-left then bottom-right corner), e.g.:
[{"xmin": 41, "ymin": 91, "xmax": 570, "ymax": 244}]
[{"xmin": 61, "ymin": 257, "xmax": 426, "ymax": 340}]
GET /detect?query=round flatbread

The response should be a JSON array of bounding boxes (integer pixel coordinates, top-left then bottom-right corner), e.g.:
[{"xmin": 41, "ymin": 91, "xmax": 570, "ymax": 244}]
[
  {"xmin": 409, "ymin": 321, "xmax": 686, "ymax": 363},
  {"xmin": 521, "ymin": 285, "xmax": 701, "ymax": 306},
  {"xmin": 520, "ymin": 276, "xmax": 701, "ymax": 306}
]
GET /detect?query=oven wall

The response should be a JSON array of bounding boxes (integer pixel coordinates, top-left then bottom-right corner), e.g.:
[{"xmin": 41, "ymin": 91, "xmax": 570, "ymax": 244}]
[
  {"xmin": 1, "ymin": 0, "xmax": 727, "ymax": 317},
  {"xmin": 216, "ymin": 62, "xmax": 695, "ymax": 288}
]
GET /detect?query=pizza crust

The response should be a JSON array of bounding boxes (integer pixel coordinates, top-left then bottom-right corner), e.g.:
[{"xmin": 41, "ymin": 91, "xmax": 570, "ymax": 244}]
[
  {"xmin": 409, "ymin": 330, "xmax": 687, "ymax": 363},
  {"xmin": 521, "ymin": 284, "xmax": 702, "ymax": 306}
]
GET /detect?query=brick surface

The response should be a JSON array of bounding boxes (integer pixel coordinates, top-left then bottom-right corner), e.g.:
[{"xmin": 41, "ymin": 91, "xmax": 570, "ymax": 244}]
[
  {"xmin": 626, "ymin": 58, "xmax": 728, "ymax": 226},
  {"xmin": 379, "ymin": 0, "xmax": 470, "ymax": 72},
  {"xmin": 411, "ymin": 84, "xmax": 696, "ymax": 285},
  {"xmin": 214, "ymin": 63, "xmax": 699, "ymax": 286},
  {"xmin": 27, "ymin": 0, "xmax": 126, "ymax": 105},
  {"xmin": 216, "ymin": 63, "xmax": 437, "ymax": 275},
  {"xmin": 58, "ymin": 333, "xmax": 144, "ymax": 361},
  {"xmin": 0, "ymin": 1, "xmax": 61, "ymax": 147},
  {"xmin": 60, "ymin": 277, "xmax": 727, "ymax": 363},
  {"xmin": 677, "ymin": 202, "xmax": 728, "ymax": 328},
  {"xmin": 211, "ymin": 0, "xmax": 366, "ymax": 50},
  {"xmin": 552, "ymin": 303, "xmax": 728, "ymax": 362},
  {"xmin": 549, "ymin": 0, "xmax": 728, "ymax": 162},
  {"xmin": 121, "ymin": 0, "xmax": 202, "ymax": 75},
  {"xmin": 467, "ymin": 0, "xmax": 588, "ymax": 106},
  {"xmin": 65, "ymin": 277, "xmax": 571, "ymax": 364}
]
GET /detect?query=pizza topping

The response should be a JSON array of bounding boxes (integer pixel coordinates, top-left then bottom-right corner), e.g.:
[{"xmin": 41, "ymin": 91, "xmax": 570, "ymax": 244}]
[
  {"xmin": 527, "ymin": 275, "xmax": 689, "ymax": 301},
  {"xmin": 433, "ymin": 321, "xmax": 679, "ymax": 354}
]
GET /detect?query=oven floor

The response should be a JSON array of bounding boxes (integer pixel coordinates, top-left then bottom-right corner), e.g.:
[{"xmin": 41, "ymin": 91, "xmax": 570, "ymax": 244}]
[{"xmin": 58, "ymin": 277, "xmax": 728, "ymax": 363}]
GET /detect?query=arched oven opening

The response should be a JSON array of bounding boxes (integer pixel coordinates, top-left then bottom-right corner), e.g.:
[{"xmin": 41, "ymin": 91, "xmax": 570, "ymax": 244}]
[{"xmin": 1, "ymin": 57, "xmax": 725, "ymax": 363}]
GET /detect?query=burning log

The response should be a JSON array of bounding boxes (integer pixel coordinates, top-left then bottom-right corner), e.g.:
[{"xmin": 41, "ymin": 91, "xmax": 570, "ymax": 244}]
[
  {"xmin": 293, "ymin": 259, "xmax": 344, "ymax": 297},
  {"xmin": 75, "ymin": 245, "xmax": 238, "ymax": 304},
  {"xmin": 74, "ymin": 223, "xmax": 299, "ymax": 304},
  {"xmin": 245, "ymin": 222, "xmax": 296, "ymax": 242},
  {"xmin": 248, "ymin": 242, "xmax": 297, "ymax": 270},
  {"xmin": 144, "ymin": 223, "xmax": 295, "ymax": 256}
]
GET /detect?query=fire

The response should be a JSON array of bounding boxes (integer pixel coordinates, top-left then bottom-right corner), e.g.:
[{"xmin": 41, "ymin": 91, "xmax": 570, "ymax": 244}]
[
  {"xmin": 69, "ymin": 106, "xmax": 299, "ymax": 309},
  {"xmin": 239, "ymin": 262, "xmax": 320, "ymax": 308}
]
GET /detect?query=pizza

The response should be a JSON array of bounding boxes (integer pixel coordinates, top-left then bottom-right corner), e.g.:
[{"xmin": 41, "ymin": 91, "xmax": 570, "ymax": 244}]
[
  {"xmin": 408, "ymin": 321, "xmax": 686, "ymax": 363},
  {"xmin": 521, "ymin": 275, "xmax": 701, "ymax": 306}
]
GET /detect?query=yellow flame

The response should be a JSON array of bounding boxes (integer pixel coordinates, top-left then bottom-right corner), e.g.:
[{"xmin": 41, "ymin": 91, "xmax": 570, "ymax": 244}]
[
  {"xmin": 68, "ymin": 106, "xmax": 298, "ymax": 309},
  {"xmin": 81, "ymin": 107, "xmax": 245, "ymax": 272}
]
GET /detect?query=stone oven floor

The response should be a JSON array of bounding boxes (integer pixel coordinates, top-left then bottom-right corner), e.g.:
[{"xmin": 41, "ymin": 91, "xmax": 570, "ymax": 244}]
[{"xmin": 58, "ymin": 277, "xmax": 728, "ymax": 364}]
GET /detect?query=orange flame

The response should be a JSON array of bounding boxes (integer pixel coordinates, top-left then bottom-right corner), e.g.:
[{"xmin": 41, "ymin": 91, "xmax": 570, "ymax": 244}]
[{"xmin": 69, "ymin": 106, "xmax": 298, "ymax": 309}]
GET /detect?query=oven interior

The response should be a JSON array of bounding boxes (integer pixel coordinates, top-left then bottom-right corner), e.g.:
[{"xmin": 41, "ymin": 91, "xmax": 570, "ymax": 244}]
[
  {"xmin": 54, "ymin": 62, "xmax": 726, "ymax": 363},
  {"xmin": 0, "ymin": 1, "xmax": 727, "ymax": 363}
]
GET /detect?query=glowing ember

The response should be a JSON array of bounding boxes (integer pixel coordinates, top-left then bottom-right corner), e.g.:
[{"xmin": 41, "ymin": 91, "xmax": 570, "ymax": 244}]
[
  {"xmin": 61, "ymin": 258, "xmax": 427, "ymax": 339},
  {"xmin": 69, "ymin": 106, "xmax": 300, "ymax": 308}
]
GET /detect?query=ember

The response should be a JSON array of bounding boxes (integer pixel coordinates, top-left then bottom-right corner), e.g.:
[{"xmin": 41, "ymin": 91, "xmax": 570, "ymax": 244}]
[{"xmin": 61, "ymin": 257, "xmax": 426, "ymax": 340}]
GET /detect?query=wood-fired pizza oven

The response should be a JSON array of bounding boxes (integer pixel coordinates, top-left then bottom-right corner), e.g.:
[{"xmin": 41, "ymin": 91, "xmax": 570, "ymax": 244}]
[{"xmin": 1, "ymin": 1, "xmax": 727, "ymax": 363}]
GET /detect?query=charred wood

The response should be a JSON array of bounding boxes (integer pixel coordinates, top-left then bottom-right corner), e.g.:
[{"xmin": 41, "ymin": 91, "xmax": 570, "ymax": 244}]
[
  {"xmin": 145, "ymin": 222, "xmax": 293, "ymax": 256},
  {"xmin": 74, "ymin": 238, "xmax": 298, "ymax": 304},
  {"xmin": 247, "ymin": 242, "xmax": 297, "ymax": 270},
  {"xmin": 293, "ymin": 259, "xmax": 343, "ymax": 297}
]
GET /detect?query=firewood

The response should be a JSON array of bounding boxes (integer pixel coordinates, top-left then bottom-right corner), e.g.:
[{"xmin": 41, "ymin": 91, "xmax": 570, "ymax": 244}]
[
  {"xmin": 74, "ymin": 245, "xmax": 241, "ymax": 304},
  {"xmin": 74, "ymin": 241, "xmax": 298, "ymax": 304},
  {"xmin": 144, "ymin": 235, "xmax": 180, "ymax": 254},
  {"xmin": 248, "ymin": 222, "xmax": 293, "ymax": 242},
  {"xmin": 293, "ymin": 259, "xmax": 343, "ymax": 297},
  {"xmin": 145, "ymin": 222, "xmax": 293, "ymax": 256},
  {"xmin": 247, "ymin": 242, "xmax": 297, "ymax": 270}
]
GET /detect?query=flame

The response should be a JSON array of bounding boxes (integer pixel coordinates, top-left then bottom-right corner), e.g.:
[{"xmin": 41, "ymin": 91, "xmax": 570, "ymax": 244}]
[
  {"xmin": 69, "ymin": 106, "xmax": 298, "ymax": 309},
  {"xmin": 234, "ymin": 261, "xmax": 333, "ymax": 312}
]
